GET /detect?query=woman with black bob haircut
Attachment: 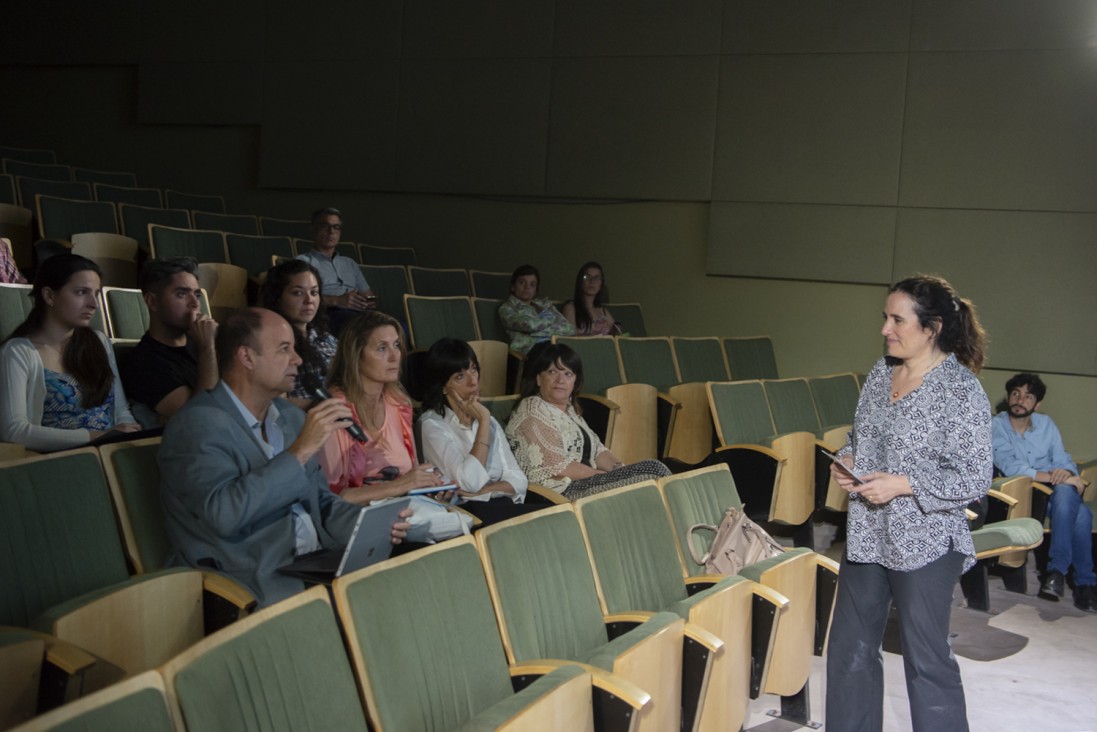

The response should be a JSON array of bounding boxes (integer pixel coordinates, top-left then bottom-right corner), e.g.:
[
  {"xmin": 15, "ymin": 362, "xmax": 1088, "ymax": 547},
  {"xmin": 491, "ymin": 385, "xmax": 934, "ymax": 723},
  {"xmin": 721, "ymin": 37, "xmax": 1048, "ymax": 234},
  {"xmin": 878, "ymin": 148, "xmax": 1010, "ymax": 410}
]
[
  {"xmin": 826, "ymin": 274, "xmax": 991, "ymax": 732},
  {"xmin": 0, "ymin": 253, "xmax": 139, "ymax": 451},
  {"xmin": 562, "ymin": 261, "xmax": 619, "ymax": 336},
  {"xmin": 260, "ymin": 258, "xmax": 336, "ymax": 409},
  {"xmin": 418, "ymin": 337, "xmax": 538, "ymax": 524},
  {"xmin": 505, "ymin": 341, "xmax": 669, "ymax": 500}
]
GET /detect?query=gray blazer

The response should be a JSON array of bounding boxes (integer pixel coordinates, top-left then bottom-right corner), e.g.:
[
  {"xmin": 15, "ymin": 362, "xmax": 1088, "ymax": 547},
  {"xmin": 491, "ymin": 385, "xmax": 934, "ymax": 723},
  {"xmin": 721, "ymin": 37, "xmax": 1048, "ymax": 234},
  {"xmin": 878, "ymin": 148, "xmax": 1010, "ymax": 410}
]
[{"xmin": 159, "ymin": 382, "xmax": 360, "ymax": 606}]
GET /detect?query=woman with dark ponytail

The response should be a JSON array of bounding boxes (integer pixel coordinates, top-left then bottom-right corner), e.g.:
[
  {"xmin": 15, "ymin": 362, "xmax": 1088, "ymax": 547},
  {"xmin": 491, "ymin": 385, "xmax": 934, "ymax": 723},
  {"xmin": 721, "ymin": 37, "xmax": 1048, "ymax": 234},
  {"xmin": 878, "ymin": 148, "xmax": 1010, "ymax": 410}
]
[
  {"xmin": 826, "ymin": 274, "xmax": 991, "ymax": 732},
  {"xmin": 0, "ymin": 254, "xmax": 139, "ymax": 451}
]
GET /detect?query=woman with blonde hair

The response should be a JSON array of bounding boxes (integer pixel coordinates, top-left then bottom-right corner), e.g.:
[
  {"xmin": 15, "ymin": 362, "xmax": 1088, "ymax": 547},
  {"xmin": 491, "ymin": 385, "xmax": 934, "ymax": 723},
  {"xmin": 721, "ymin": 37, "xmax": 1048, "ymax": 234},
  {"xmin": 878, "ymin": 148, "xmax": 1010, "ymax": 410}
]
[{"xmin": 318, "ymin": 311, "xmax": 445, "ymax": 503}]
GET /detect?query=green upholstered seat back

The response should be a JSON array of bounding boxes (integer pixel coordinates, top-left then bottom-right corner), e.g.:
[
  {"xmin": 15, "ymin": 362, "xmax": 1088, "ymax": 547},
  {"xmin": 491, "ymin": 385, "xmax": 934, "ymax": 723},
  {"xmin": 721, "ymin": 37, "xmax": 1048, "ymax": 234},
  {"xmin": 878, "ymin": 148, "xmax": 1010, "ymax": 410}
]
[
  {"xmin": 18, "ymin": 179, "xmax": 91, "ymax": 210},
  {"xmin": 808, "ymin": 373, "xmax": 860, "ymax": 429},
  {"xmin": 553, "ymin": 336, "xmax": 622, "ymax": 395},
  {"xmin": 104, "ymin": 288, "xmax": 150, "ymax": 340},
  {"xmin": 5, "ymin": 160, "xmax": 70, "ymax": 181},
  {"xmin": 118, "ymin": 205, "xmax": 190, "ymax": 254},
  {"xmin": 577, "ymin": 484, "xmax": 688, "ymax": 613},
  {"xmin": 723, "ymin": 336, "xmax": 778, "ymax": 380},
  {"xmin": 339, "ymin": 540, "xmax": 515, "ymax": 732},
  {"xmin": 0, "ymin": 283, "xmax": 33, "ymax": 341},
  {"xmin": 409, "ymin": 267, "xmax": 472, "ymax": 297},
  {"xmin": 76, "ymin": 169, "xmax": 138, "ymax": 187},
  {"xmin": 480, "ymin": 509, "xmax": 609, "ymax": 663},
  {"xmin": 225, "ymin": 234, "xmax": 295, "ymax": 278},
  {"xmin": 192, "ymin": 212, "xmax": 259, "ymax": 236},
  {"xmin": 37, "ymin": 197, "xmax": 118, "ymax": 241},
  {"xmin": 0, "ymin": 451, "xmax": 129, "ymax": 627},
  {"xmin": 481, "ymin": 395, "xmax": 519, "ymax": 425},
  {"xmin": 0, "ymin": 173, "xmax": 15, "ymax": 204},
  {"xmin": 708, "ymin": 381, "xmax": 776, "ymax": 445},
  {"xmin": 404, "ymin": 296, "xmax": 477, "ymax": 349},
  {"xmin": 359, "ymin": 244, "xmax": 417, "ymax": 266},
  {"xmin": 472, "ymin": 297, "xmax": 507, "ymax": 342},
  {"xmin": 149, "ymin": 226, "xmax": 226, "ymax": 263},
  {"xmin": 105, "ymin": 441, "xmax": 170, "ymax": 573},
  {"xmin": 617, "ymin": 338, "xmax": 678, "ymax": 391},
  {"xmin": 258, "ymin": 217, "xmax": 311, "ymax": 239},
  {"xmin": 762, "ymin": 378, "xmax": 821, "ymax": 435},
  {"xmin": 661, "ymin": 468, "xmax": 744, "ymax": 575},
  {"xmin": 172, "ymin": 592, "xmax": 368, "ymax": 731},
  {"xmin": 360, "ymin": 264, "xmax": 411, "ymax": 317},
  {"xmin": 32, "ymin": 672, "xmax": 175, "ymax": 732},
  {"xmin": 671, "ymin": 337, "xmax": 729, "ymax": 383},
  {"xmin": 92, "ymin": 184, "xmax": 162, "ymax": 208},
  {"xmin": 606, "ymin": 303, "xmax": 646, "ymax": 337},
  {"xmin": 164, "ymin": 190, "xmax": 224, "ymax": 214},
  {"xmin": 470, "ymin": 271, "xmax": 511, "ymax": 300}
]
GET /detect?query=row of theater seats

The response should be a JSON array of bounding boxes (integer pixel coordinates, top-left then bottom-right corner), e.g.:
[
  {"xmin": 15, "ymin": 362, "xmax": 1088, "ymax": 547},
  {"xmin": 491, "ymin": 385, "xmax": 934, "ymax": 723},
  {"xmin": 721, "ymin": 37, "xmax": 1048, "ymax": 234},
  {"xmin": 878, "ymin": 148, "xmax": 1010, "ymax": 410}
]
[{"xmin": 1, "ymin": 438, "xmax": 838, "ymax": 731}]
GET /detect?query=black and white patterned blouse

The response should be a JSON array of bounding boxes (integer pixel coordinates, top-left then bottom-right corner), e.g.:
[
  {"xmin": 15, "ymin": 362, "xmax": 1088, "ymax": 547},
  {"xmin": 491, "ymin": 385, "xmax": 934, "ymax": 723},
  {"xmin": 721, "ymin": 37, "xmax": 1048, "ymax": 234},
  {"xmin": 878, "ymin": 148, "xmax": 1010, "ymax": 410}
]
[{"xmin": 839, "ymin": 354, "xmax": 992, "ymax": 573}]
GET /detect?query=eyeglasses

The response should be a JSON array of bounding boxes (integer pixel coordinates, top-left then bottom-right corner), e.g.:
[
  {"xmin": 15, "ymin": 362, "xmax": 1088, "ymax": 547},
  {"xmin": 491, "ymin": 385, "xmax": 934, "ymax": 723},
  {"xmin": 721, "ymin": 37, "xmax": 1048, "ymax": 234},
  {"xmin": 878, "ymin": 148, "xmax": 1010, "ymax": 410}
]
[
  {"xmin": 317, "ymin": 223, "xmax": 342, "ymax": 231},
  {"xmin": 582, "ymin": 274, "xmax": 603, "ymax": 282}
]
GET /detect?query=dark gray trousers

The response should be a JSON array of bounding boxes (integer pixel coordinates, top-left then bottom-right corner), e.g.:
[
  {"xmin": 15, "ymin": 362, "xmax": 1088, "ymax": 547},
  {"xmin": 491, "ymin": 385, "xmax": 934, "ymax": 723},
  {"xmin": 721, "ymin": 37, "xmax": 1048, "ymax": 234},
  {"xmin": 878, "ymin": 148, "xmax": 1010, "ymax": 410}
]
[{"xmin": 825, "ymin": 550, "xmax": 969, "ymax": 732}]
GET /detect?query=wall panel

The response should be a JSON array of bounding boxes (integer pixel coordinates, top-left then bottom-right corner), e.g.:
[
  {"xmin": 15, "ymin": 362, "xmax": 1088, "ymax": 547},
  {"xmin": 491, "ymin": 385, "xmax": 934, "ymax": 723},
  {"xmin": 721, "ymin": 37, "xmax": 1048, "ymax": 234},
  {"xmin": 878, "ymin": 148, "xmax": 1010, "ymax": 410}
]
[
  {"xmin": 893, "ymin": 208, "xmax": 1097, "ymax": 375},
  {"xmin": 546, "ymin": 56, "xmax": 719, "ymax": 200},
  {"xmin": 707, "ymin": 202, "xmax": 895, "ymax": 283},
  {"xmin": 723, "ymin": 0, "xmax": 912, "ymax": 54},
  {"xmin": 712, "ymin": 53, "xmax": 908, "ymax": 205},
  {"xmin": 553, "ymin": 0, "xmax": 723, "ymax": 56}
]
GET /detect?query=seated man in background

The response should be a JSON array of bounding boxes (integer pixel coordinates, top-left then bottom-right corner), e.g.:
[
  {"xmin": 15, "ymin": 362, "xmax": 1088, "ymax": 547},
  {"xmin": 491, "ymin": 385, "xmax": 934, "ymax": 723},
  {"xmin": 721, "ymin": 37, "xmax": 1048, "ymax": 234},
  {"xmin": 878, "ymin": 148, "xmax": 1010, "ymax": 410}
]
[
  {"xmin": 991, "ymin": 372, "xmax": 1095, "ymax": 612},
  {"xmin": 158, "ymin": 308, "xmax": 409, "ymax": 606},
  {"xmin": 121, "ymin": 257, "xmax": 218, "ymax": 425},
  {"xmin": 295, "ymin": 207, "xmax": 376, "ymax": 335}
]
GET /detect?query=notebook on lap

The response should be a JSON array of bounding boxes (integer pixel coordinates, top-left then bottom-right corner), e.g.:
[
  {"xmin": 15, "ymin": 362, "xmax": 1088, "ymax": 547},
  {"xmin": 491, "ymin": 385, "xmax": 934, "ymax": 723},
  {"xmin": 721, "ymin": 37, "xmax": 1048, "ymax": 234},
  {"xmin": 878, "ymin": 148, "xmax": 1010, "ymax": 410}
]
[{"xmin": 278, "ymin": 498, "xmax": 410, "ymax": 584}]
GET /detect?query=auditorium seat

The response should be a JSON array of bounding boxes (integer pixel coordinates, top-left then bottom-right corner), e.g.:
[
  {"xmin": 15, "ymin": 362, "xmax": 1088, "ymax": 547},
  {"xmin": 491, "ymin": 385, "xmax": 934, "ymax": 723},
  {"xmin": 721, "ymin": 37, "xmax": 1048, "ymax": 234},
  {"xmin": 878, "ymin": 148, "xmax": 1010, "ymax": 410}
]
[
  {"xmin": 163, "ymin": 190, "xmax": 224, "ymax": 214},
  {"xmin": 658, "ymin": 464, "xmax": 839, "ymax": 726},
  {"xmin": 476, "ymin": 505, "xmax": 686, "ymax": 732},
  {"xmin": 92, "ymin": 183, "xmax": 163, "ymax": 209},
  {"xmin": 403, "ymin": 295, "xmax": 478, "ymax": 350},
  {"xmin": 3, "ymin": 159, "xmax": 71, "ymax": 182},
  {"xmin": 163, "ymin": 586, "xmax": 368, "ymax": 732},
  {"xmin": 359, "ymin": 243, "xmax": 417, "ymax": 266},
  {"xmin": 333, "ymin": 537, "xmax": 603, "ymax": 732},
  {"xmin": 606, "ymin": 302, "xmax": 647, "ymax": 337},
  {"xmin": 35, "ymin": 196, "xmax": 118, "ymax": 242},
  {"xmin": 723, "ymin": 336, "xmax": 779, "ymax": 380},
  {"xmin": 117, "ymin": 204, "xmax": 190, "ymax": 255},
  {"xmin": 70, "ymin": 233, "xmax": 139, "ymax": 288},
  {"xmin": 469, "ymin": 269, "xmax": 511, "ymax": 299},
  {"xmin": 360, "ymin": 263, "xmax": 411, "ymax": 317},
  {"xmin": 225, "ymin": 233, "xmax": 294, "ymax": 280},
  {"xmin": 15, "ymin": 669, "xmax": 174, "ymax": 732},
  {"xmin": 191, "ymin": 211, "xmax": 259, "ymax": 236},
  {"xmin": 573, "ymin": 481, "xmax": 787, "ymax": 731},
  {"xmin": 16, "ymin": 178, "xmax": 91, "ymax": 209},
  {"xmin": 409, "ymin": 265, "xmax": 472, "ymax": 297},
  {"xmin": 73, "ymin": 168, "xmax": 138, "ymax": 188},
  {"xmin": 0, "ymin": 146, "xmax": 56, "ymax": 164},
  {"xmin": 148, "ymin": 224, "xmax": 227, "ymax": 263},
  {"xmin": 258, "ymin": 216, "xmax": 310, "ymax": 239}
]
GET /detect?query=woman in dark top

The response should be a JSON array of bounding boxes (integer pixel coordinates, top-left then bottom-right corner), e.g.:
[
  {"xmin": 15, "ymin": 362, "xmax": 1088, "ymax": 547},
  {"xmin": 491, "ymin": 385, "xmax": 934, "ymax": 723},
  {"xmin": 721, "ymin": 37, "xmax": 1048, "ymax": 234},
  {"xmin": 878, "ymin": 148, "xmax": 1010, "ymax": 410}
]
[{"xmin": 260, "ymin": 259, "xmax": 337, "ymax": 409}]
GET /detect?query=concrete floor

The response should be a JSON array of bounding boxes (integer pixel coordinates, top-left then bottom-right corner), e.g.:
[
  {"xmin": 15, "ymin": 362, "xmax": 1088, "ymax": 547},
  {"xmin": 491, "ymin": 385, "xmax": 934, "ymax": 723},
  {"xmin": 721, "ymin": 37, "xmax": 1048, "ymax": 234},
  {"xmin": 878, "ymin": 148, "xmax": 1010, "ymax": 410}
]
[{"xmin": 743, "ymin": 534, "xmax": 1097, "ymax": 731}]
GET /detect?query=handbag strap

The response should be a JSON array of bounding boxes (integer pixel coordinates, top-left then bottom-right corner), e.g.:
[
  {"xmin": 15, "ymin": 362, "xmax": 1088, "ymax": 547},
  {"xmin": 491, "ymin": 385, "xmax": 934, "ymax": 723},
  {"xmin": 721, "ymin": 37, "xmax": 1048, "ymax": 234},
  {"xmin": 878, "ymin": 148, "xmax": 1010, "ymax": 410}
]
[{"xmin": 686, "ymin": 522, "xmax": 719, "ymax": 566}]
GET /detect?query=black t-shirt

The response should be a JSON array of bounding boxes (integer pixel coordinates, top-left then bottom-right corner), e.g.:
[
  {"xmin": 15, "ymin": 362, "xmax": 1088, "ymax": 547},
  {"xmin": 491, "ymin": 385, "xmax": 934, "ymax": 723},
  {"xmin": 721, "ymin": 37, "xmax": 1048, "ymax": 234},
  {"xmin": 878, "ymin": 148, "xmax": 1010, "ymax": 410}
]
[{"xmin": 121, "ymin": 334, "xmax": 198, "ymax": 414}]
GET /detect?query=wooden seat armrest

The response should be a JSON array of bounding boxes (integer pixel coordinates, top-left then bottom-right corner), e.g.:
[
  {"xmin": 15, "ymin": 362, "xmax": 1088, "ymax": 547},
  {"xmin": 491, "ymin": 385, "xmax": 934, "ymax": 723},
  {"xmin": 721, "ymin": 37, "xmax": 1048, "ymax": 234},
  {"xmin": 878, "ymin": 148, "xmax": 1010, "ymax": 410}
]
[
  {"xmin": 201, "ymin": 571, "xmax": 257, "ymax": 611},
  {"xmin": 577, "ymin": 393, "xmax": 621, "ymax": 412},
  {"xmin": 986, "ymin": 489, "xmax": 1018, "ymax": 508},
  {"xmin": 1031, "ymin": 481, "xmax": 1053, "ymax": 496},
  {"xmin": 526, "ymin": 483, "xmax": 568, "ymax": 504},
  {"xmin": 511, "ymin": 659, "xmax": 651, "ymax": 711},
  {"xmin": 814, "ymin": 555, "xmax": 840, "ymax": 575},
  {"xmin": 720, "ymin": 443, "xmax": 783, "ymax": 463},
  {"xmin": 508, "ymin": 349, "xmax": 526, "ymax": 362},
  {"xmin": 0, "ymin": 625, "xmax": 98, "ymax": 675},
  {"xmin": 603, "ymin": 611, "xmax": 655, "ymax": 625},
  {"xmin": 656, "ymin": 392, "xmax": 681, "ymax": 410},
  {"xmin": 750, "ymin": 583, "xmax": 790, "ymax": 611},
  {"xmin": 683, "ymin": 623, "xmax": 723, "ymax": 655},
  {"xmin": 965, "ymin": 508, "xmax": 978, "ymax": 521},
  {"xmin": 448, "ymin": 504, "xmax": 483, "ymax": 528}
]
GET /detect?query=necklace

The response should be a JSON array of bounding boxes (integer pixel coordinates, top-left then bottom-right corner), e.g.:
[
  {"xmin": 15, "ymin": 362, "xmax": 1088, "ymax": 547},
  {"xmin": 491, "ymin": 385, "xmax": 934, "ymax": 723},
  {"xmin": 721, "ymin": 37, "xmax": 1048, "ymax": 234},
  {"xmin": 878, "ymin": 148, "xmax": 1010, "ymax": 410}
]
[{"xmin": 892, "ymin": 353, "xmax": 946, "ymax": 400}]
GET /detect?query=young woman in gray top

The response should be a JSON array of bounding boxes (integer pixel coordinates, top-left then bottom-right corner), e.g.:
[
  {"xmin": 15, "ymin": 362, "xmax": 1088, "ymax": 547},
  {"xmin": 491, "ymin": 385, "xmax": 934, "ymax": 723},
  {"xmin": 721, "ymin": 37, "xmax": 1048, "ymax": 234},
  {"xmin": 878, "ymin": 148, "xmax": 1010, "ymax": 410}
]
[{"xmin": 826, "ymin": 275, "xmax": 992, "ymax": 732}]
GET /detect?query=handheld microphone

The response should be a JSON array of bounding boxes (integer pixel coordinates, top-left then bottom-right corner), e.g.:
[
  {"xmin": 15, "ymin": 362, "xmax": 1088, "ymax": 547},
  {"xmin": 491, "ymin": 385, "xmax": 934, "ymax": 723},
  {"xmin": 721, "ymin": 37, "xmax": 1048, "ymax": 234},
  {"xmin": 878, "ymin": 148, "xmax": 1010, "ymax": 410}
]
[{"xmin": 313, "ymin": 386, "xmax": 369, "ymax": 444}]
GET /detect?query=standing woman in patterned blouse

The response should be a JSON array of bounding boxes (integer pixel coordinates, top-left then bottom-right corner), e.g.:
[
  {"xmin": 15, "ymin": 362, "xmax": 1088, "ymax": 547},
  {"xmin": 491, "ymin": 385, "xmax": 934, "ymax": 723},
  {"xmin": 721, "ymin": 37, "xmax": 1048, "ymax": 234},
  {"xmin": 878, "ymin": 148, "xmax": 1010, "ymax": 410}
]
[
  {"xmin": 826, "ymin": 275, "xmax": 992, "ymax": 732},
  {"xmin": 260, "ymin": 259, "xmax": 337, "ymax": 409},
  {"xmin": 0, "ymin": 254, "xmax": 140, "ymax": 451}
]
